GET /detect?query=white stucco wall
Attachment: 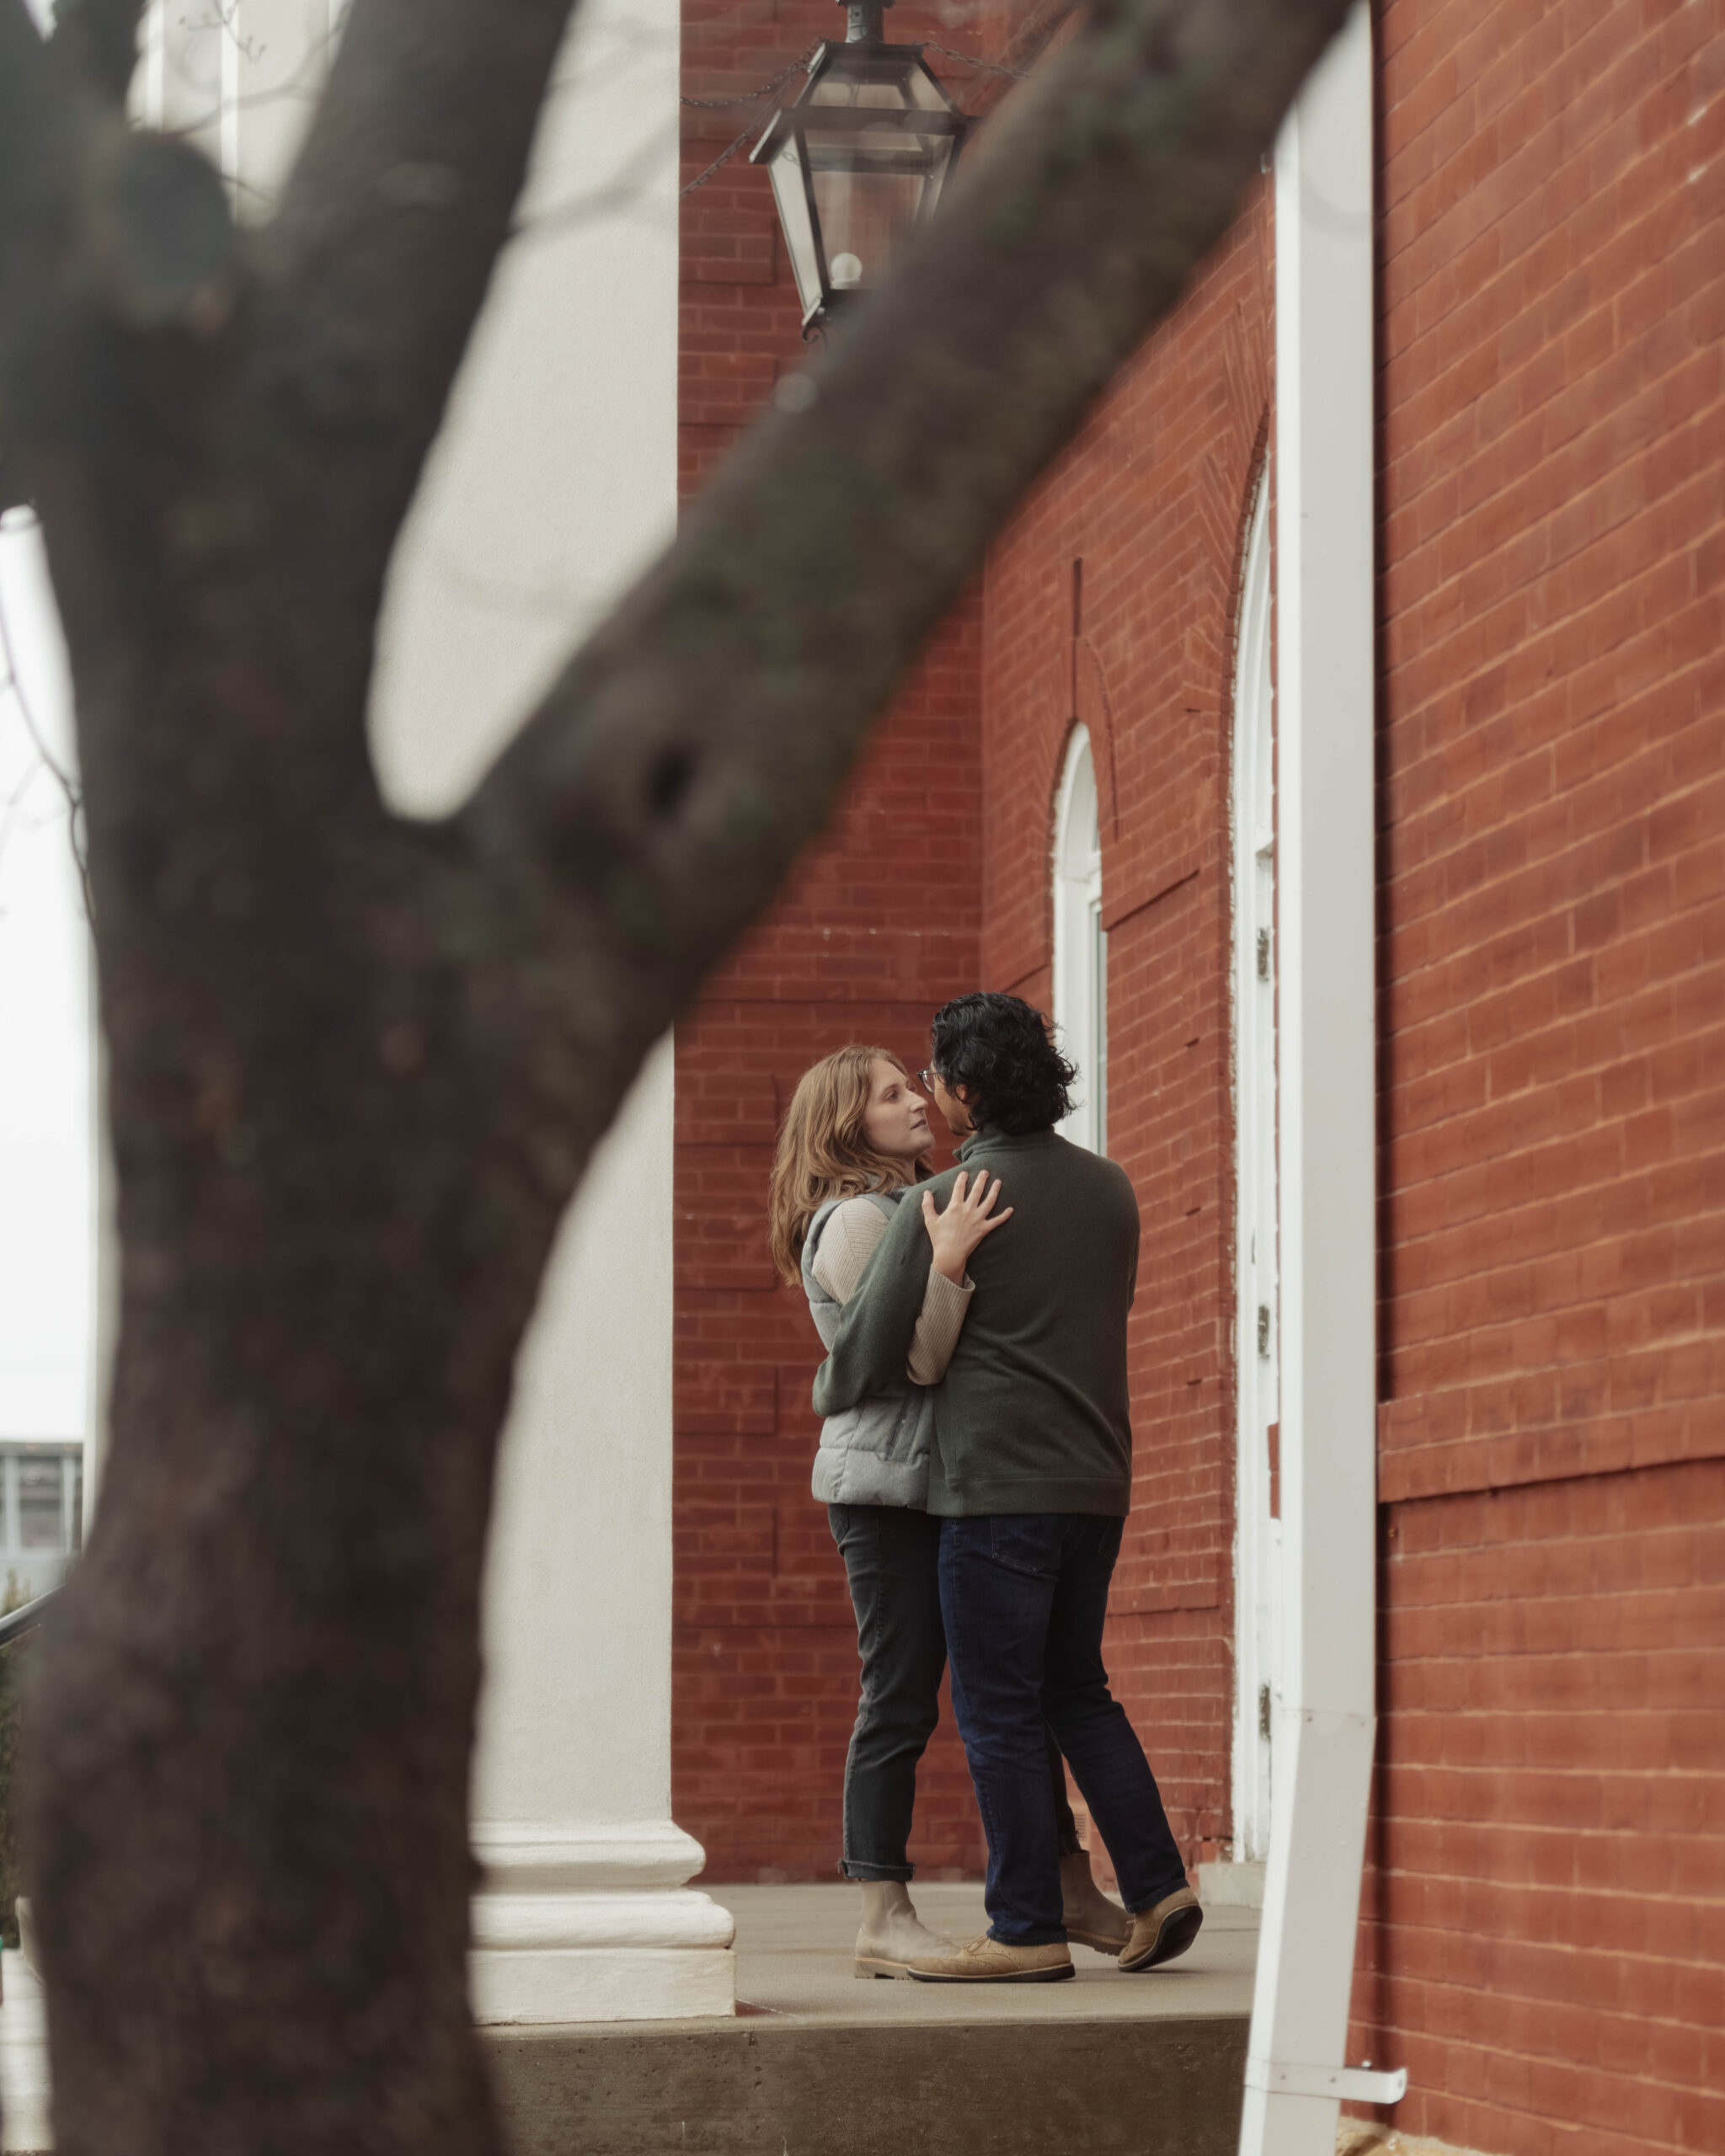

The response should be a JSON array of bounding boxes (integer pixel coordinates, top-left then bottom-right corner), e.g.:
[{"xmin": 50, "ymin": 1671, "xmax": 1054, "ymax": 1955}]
[
  {"xmin": 0, "ymin": 517, "xmax": 92, "ymax": 1460},
  {"xmin": 367, "ymin": 3, "xmax": 681, "ymax": 814}
]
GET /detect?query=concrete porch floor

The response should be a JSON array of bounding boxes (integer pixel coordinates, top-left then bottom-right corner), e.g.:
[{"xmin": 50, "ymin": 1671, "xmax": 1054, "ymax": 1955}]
[
  {"xmin": 489, "ymin": 1885, "xmax": 1260, "ymax": 2156},
  {"xmin": 713, "ymin": 1880, "xmax": 1260, "ymax": 2020}
]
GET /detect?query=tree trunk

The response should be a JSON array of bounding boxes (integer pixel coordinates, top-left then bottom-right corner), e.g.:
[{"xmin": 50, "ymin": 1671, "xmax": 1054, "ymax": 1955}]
[{"xmin": 26, "ymin": 320, "xmax": 575, "ymax": 2156}]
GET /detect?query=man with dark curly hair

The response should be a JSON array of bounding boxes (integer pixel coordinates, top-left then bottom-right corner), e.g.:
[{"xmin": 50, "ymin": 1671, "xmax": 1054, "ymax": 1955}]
[{"xmin": 813, "ymin": 990, "xmax": 1200, "ymax": 1984}]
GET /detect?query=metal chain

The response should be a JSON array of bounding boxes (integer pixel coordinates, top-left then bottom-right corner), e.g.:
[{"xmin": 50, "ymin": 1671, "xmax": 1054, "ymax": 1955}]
[
  {"xmin": 681, "ymin": 46, "xmax": 818, "ymax": 109},
  {"xmin": 680, "ymin": 128, "xmax": 755, "ymax": 198},
  {"xmin": 921, "ymin": 41, "xmax": 1033, "ymax": 79},
  {"xmin": 678, "ymin": 40, "xmax": 815, "ymax": 198}
]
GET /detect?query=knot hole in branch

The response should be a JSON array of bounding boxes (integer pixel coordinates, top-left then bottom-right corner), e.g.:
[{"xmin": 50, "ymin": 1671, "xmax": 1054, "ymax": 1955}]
[{"xmin": 647, "ymin": 744, "xmax": 695, "ymax": 819}]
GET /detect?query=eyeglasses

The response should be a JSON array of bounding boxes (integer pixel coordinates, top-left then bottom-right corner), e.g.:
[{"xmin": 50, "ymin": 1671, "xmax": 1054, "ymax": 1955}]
[{"xmin": 918, "ymin": 1069, "xmax": 941, "ymax": 1091}]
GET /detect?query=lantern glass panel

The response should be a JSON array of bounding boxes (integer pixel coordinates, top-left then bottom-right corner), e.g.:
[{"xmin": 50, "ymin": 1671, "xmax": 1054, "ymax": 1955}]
[
  {"xmin": 809, "ymin": 126, "xmax": 953, "ymax": 295},
  {"xmin": 766, "ymin": 137, "xmax": 824, "ymax": 319}
]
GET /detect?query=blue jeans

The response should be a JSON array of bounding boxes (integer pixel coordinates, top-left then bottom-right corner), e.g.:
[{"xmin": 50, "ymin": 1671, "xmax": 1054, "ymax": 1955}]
[
  {"xmin": 938, "ymin": 1513, "xmax": 1189, "ymax": 1944},
  {"xmin": 829, "ymin": 1503, "xmax": 1085, "ymax": 1881}
]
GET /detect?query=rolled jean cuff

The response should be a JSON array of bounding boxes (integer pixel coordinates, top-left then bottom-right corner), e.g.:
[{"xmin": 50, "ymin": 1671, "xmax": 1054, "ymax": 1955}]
[{"xmin": 839, "ymin": 1859, "xmax": 916, "ymax": 1882}]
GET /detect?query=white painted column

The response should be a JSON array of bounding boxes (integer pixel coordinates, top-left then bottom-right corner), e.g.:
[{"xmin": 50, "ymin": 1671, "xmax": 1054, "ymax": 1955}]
[
  {"xmin": 365, "ymin": 0, "xmax": 734, "ymax": 2023},
  {"xmin": 1240, "ymin": 8, "xmax": 1397, "ymax": 2152},
  {"xmin": 462, "ymin": 1041, "xmax": 733, "ymax": 2022}
]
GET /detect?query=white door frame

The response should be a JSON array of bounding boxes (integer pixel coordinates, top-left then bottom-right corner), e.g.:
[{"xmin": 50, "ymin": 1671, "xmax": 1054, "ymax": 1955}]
[
  {"xmin": 1231, "ymin": 475, "xmax": 1279, "ymax": 1868},
  {"xmin": 1240, "ymin": 7, "xmax": 1397, "ymax": 2149}
]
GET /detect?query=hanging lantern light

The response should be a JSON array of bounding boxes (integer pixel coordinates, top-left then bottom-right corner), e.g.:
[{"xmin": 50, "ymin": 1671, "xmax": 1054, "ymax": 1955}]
[{"xmin": 751, "ymin": 0, "xmax": 970, "ymax": 334}]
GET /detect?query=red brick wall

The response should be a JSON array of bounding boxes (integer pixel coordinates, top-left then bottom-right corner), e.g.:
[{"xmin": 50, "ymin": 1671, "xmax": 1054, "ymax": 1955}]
[
  {"xmin": 1355, "ymin": 1463, "xmax": 1725, "ymax": 2156},
  {"xmin": 1349, "ymin": 0, "xmax": 1725, "ymax": 2148},
  {"xmin": 975, "ymin": 191, "xmax": 1274, "ymax": 1874},
  {"xmin": 673, "ymin": 0, "xmax": 1009, "ymax": 1880}
]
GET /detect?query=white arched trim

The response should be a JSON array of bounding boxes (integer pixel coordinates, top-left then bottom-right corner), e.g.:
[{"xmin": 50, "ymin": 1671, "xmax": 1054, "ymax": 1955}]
[{"xmin": 1052, "ymin": 725, "xmax": 1106, "ymax": 1155}]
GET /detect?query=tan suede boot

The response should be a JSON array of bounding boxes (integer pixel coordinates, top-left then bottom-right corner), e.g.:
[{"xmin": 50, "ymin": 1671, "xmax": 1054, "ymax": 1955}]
[
  {"xmin": 1118, "ymin": 1885, "xmax": 1204, "ymax": 1972},
  {"xmin": 908, "ymin": 1935, "xmax": 1074, "ymax": 1983},
  {"xmin": 853, "ymin": 1881, "xmax": 953, "ymax": 1978},
  {"xmin": 1060, "ymin": 1848, "xmax": 1131, "ymax": 1953}
]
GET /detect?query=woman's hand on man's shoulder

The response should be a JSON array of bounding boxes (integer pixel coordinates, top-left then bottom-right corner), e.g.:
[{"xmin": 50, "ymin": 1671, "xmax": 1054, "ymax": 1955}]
[{"xmin": 921, "ymin": 1170, "xmax": 1013, "ymax": 1283}]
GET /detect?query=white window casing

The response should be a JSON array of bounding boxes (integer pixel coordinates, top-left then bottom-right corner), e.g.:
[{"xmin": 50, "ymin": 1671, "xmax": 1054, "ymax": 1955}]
[{"xmin": 1052, "ymin": 725, "xmax": 1107, "ymax": 1155}]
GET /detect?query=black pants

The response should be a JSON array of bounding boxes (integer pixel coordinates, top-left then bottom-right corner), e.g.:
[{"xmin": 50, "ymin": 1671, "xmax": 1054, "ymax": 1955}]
[{"xmin": 828, "ymin": 1502, "xmax": 1083, "ymax": 1881}]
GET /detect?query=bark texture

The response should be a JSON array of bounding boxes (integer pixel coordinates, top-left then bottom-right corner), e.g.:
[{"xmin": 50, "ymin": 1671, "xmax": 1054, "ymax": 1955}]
[{"xmin": 0, "ymin": 0, "xmax": 1351, "ymax": 2149}]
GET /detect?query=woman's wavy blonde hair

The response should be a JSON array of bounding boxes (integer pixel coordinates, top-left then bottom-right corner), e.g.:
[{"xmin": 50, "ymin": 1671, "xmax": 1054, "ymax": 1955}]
[{"xmin": 767, "ymin": 1043, "xmax": 929, "ymax": 1286}]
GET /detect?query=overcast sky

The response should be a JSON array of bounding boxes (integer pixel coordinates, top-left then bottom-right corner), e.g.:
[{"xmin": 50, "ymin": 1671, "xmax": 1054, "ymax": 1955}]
[{"xmin": 0, "ymin": 510, "xmax": 93, "ymax": 1444}]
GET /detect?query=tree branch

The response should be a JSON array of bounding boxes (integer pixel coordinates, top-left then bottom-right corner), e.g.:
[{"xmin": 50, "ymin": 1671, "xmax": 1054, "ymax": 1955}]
[
  {"xmin": 0, "ymin": 0, "xmax": 72, "ymax": 510},
  {"xmin": 0, "ymin": 0, "xmax": 65, "ymax": 261},
  {"xmin": 260, "ymin": 0, "xmax": 583, "ymax": 584},
  {"xmin": 50, "ymin": 0, "xmax": 149, "ymax": 104},
  {"xmin": 467, "ymin": 0, "xmax": 1349, "ymax": 1091},
  {"xmin": 0, "ymin": 0, "xmax": 146, "ymax": 275}
]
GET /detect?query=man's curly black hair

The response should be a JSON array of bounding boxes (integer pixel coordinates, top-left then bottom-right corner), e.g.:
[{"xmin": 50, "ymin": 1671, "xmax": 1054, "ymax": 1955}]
[{"xmin": 929, "ymin": 992, "xmax": 1077, "ymax": 1137}]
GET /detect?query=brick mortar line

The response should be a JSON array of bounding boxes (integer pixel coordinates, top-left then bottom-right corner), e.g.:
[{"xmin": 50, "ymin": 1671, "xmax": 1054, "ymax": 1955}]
[
  {"xmin": 1381, "ymin": 1655, "xmax": 1725, "ymax": 1671},
  {"xmin": 1376, "ymin": 43, "xmax": 1711, "ymax": 274},
  {"xmin": 1378, "ymin": 1164, "xmax": 1725, "ymax": 1227},
  {"xmin": 1381, "ymin": 1070, "xmax": 1725, "ymax": 1126},
  {"xmin": 1380, "ymin": 170, "xmax": 1720, "ymax": 350},
  {"xmin": 1381, "ymin": 357, "xmax": 1725, "ymax": 504},
  {"xmin": 1365, "ymin": 1969, "xmax": 1725, "ymax": 2022},
  {"xmin": 1383, "ymin": 989, "xmax": 1725, "ymax": 1059},
  {"xmin": 1379, "ymin": 513, "xmax": 1723, "ymax": 677},
  {"xmin": 1381, "ymin": 464, "xmax": 1725, "ymax": 622},
  {"xmin": 1379, "ymin": 1482, "xmax": 1725, "ymax": 1519},
  {"xmin": 1382, "ymin": 839, "xmax": 1725, "ymax": 915},
  {"xmin": 1382, "ymin": 519, "xmax": 1724, "ymax": 694},
  {"xmin": 1380, "ymin": 922, "xmax": 1725, "ymax": 1025},
  {"xmin": 1385, "ymin": 721, "xmax": 1725, "ymax": 814}
]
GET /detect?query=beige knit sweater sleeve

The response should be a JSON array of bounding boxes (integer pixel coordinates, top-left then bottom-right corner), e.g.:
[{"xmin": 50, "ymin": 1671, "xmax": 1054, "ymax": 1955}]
[{"xmin": 809, "ymin": 1195, "xmax": 973, "ymax": 1385}]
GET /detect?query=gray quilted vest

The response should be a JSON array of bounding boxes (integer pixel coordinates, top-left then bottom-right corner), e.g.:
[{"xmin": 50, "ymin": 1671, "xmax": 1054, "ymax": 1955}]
[{"xmin": 801, "ymin": 1192, "xmax": 932, "ymax": 1510}]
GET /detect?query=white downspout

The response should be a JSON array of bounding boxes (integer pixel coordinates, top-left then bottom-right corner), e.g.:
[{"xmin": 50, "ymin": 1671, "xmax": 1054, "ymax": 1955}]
[{"xmin": 1239, "ymin": 9, "xmax": 1402, "ymax": 2153}]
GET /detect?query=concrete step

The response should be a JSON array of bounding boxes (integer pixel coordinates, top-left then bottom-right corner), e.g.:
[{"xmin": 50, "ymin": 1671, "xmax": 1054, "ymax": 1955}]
[
  {"xmin": 488, "ymin": 2009, "xmax": 1250, "ymax": 2156},
  {"xmin": 487, "ymin": 1884, "xmax": 1257, "ymax": 2156}
]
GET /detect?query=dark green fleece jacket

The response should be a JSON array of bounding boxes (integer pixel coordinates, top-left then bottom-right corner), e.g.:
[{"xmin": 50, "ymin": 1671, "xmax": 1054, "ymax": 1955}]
[{"xmin": 811, "ymin": 1127, "xmax": 1139, "ymax": 1516}]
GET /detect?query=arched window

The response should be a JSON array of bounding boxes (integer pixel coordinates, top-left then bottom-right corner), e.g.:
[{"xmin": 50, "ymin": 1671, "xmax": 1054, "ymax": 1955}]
[{"xmin": 1052, "ymin": 725, "xmax": 1106, "ymax": 1155}]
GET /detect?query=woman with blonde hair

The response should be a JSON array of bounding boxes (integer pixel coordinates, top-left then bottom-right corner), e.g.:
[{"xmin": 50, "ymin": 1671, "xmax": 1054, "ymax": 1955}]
[{"xmin": 769, "ymin": 1043, "xmax": 1130, "ymax": 1976}]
